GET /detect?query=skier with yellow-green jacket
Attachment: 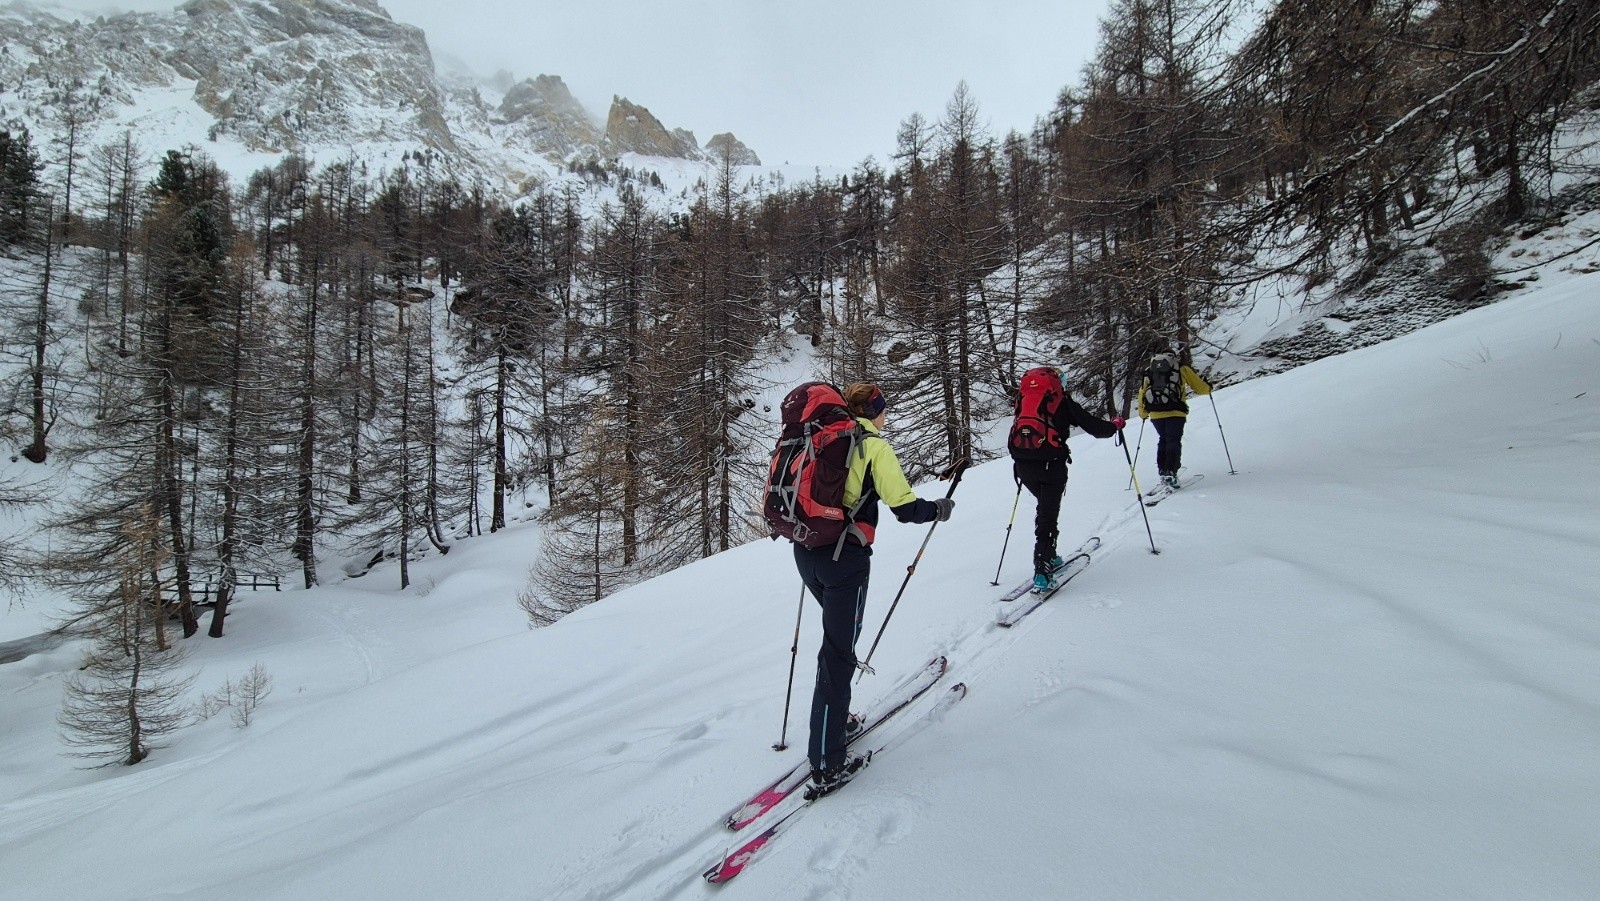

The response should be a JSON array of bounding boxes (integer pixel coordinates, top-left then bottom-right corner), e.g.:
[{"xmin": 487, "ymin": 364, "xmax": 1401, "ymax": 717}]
[
  {"xmin": 1136, "ymin": 350, "xmax": 1212, "ymax": 488},
  {"xmin": 789, "ymin": 382, "xmax": 951, "ymax": 798}
]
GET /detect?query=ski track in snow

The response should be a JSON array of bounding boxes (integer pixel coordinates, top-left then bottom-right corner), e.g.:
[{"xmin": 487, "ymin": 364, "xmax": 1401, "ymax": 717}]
[
  {"xmin": 602, "ymin": 486, "xmax": 1211, "ymax": 894},
  {"xmin": 587, "ymin": 683, "xmax": 967, "ymax": 900},
  {"xmin": 311, "ymin": 606, "xmax": 387, "ymax": 686},
  {"xmin": 0, "ymin": 748, "xmax": 227, "ymax": 845}
]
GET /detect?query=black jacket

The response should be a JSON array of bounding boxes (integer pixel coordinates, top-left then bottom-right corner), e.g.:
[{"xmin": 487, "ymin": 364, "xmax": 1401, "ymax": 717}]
[{"xmin": 1012, "ymin": 395, "xmax": 1117, "ymax": 484}]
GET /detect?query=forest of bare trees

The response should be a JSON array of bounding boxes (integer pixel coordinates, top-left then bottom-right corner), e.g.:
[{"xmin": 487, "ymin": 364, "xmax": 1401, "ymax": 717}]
[{"xmin": 0, "ymin": 0, "xmax": 1595, "ymax": 761}]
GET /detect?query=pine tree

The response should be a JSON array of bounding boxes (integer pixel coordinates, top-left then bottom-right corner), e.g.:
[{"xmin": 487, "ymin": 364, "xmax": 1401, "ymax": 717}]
[
  {"xmin": 133, "ymin": 149, "xmax": 238, "ymax": 636},
  {"xmin": 455, "ymin": 203, "xmax": 558, "ymax": 532},
  {"xmin": 0, "ymin": 129, "xmax": 43, "ymax": 246},
  {"xmin": 526, "ymin": 400, "xmax": 634, "ymax": 622},
  {"xmin": 149, "ymin": 149, "xmax": 233, "ymax": 326},
  {"xmin": 650, "ymin": 156, "xmax": 769, "ymax": 561},
  {"xmin": 583, "ymin": 188, "xmax": 662, "ymax": 562},
  {"xmin": 57, "ymin": 507, "xmax": 194, "ymax": 767}
]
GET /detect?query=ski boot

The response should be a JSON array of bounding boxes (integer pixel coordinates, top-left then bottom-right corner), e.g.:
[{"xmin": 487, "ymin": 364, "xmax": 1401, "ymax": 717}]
[{"xmin": 805, "ymin": 752, "xmax": 870, "ymax": 800}]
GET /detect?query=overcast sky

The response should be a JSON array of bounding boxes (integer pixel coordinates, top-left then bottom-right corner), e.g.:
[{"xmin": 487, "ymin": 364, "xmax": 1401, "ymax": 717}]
[{"xmin": 49, "ymin": 0, "xmax": 1115, "ymax": 168}]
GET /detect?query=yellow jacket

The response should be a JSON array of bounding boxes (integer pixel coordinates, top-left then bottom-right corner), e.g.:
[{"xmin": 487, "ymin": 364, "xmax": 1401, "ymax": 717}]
[
  {"xmin": 842, "ymin": 417, "xmax": 937, "ymax": 544},
  {"xmin": 1137, "ymin": 365, "xmax": 1212, "ymax": 420}
]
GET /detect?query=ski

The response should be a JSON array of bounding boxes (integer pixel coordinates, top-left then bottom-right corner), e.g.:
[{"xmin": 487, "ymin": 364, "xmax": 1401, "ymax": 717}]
[
  {"xmin": 997, "ymin": 551, "xmax": 1095, "ymax": 628},
  {"xmin": 1143, "ymin": 473, "xmax": 1204, "ymax": 507},
  {"xmin": 704, "ymin": 682, "xmax": 969, "ymax": 885},
  {"xmin": 995, "ymin": 535, "xmax": 1102, "ymax": 602},
  {"xmin": 723, "ymin": 655, "xmax": 947, "ymax": 831}
]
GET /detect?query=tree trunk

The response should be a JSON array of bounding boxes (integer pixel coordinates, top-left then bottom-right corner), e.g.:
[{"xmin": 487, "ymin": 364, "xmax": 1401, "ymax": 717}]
[
  {"xmin": 491, "ymin": 345, "xmax": 508, "ymax": 533},
  {"xmin": 295, "ymin": 267, "xmax": 320, "ymax": 589},
  {"xmin": 23, "ymin": 209, "xmax": 53, "ymax": 464}
]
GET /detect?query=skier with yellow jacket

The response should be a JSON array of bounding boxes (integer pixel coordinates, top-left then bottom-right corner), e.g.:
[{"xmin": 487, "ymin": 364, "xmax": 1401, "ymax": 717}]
[{"xmin": 1137, "ymin": 351, "xmax": 1212, "ymax": 488}]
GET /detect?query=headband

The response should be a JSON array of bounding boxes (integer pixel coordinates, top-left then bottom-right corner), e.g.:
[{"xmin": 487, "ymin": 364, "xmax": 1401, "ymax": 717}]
[{"xmin": 864, "ymin": 387, "xmax": 886, "ymax": 417}]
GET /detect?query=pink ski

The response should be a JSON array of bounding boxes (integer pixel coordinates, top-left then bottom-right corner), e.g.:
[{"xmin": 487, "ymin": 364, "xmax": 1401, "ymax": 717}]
[
  {"xmin": 705, "ymin": 682, "xmax": 969, "ymax": 884},
  {"xmin": 723, "ymin": 655, "xmax": 947, "ymax": 831}
]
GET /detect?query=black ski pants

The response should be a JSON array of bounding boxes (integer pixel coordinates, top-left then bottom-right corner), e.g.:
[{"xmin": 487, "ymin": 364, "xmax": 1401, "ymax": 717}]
[
  {"xmin": 793, "ymin": 541, "xmax": 872, "ymax": 773},
  {"xmin": 1153, "ymin": 416, "xmax": 1187, "ymax": 474},
  {"xmin": 1014, "ymin": 459, "xmax": 1068, "ymax": 573}
]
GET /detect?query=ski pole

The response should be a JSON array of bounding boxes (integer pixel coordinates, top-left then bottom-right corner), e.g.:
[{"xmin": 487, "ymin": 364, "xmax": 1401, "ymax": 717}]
[
  {"xmin": 1117, "ymin": 428, "xmax": 1160, "ymax": 555},
  {"xmin": 858, "ymin": 457, "xmax": 969, "ymax": 681},
  {"xmin": 772, "ymin": 584, "xmax": 807, "ymax": 751},
  {"xmin": 989, "ymin": 480, "xmax": 1023, "ymax": 586},
  {"xmin": 1209, "ymin": 393, "xmax": 1236, "ymax": 475},
  {"xmin": 1126, "ymin": 417, "xmax": 1146, "ymax": 490}
]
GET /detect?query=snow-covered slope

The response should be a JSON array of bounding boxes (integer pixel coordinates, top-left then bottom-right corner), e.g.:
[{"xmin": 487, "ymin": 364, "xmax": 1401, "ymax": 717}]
[{"xmin": 0, "ymin": 250, "xmax": 1597, "ymax": 898}]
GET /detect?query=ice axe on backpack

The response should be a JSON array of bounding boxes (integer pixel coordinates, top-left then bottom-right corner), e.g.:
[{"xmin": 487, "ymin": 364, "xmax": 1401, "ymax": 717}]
[{"xmin": 857, "ymin": 457, "xmax": 970, "ymax": 681}]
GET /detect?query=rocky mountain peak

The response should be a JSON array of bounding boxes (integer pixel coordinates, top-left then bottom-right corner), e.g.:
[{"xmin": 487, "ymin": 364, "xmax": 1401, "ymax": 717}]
[
  {"xmin": 495, "ymin": 74, "xmax": 599, "ymax": 158},
  {"xmin": 605, "ymin": 95, "xmax": 700, "ymax": 159},
  {"xmin": 705, "ymin": 133, "xmax": 761, "ymax": 166}
]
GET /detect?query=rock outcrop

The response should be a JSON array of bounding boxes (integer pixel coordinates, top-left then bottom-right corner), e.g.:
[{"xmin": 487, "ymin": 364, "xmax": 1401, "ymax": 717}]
[
  {"xmin": 496, "ymin": 74, "xmax": 600, "ymax": 159},
  {"xmin": 705, "ymin": 132, "xmax": 760, "ymax": 166},
  {"xmin": 0, "ymin": 0, "xmax": 455, "ymax": 153},
  {"xmin": 605, "ymin": 96, "xmax": 699, "ymax": 159}
]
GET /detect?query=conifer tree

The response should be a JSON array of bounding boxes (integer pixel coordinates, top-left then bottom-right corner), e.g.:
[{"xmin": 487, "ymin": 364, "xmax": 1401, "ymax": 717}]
[
  {"xmin": 881, "ymin": 88, "xmax": 1007, "ymax": 472},
  {"xmin": 455, "ymin": 203, "xmax": 557, "ymax": 532},
  {"xmin": 0, "ymin": 129, "xmax": 43, "ymax": 246},
  {"xmin": 1037, "ymin": 0, "xmax": 1240, "ymax": 409},
  {"xmin": 85, "ymin": 133, "xmax": 146, "ymax": 358},
  {"xmin": 340, "ymin": 303, "xmax": 435, "ymax": 590},
  {"xmin": 583, "ymin": 188, "xmax": 662, "ymax": 562},
  {"xmin": 527, "ymin": 400, "xmax": 634, "ymax": 622},
  {"xmin": 650, "ymin": 155, "xmax": 769, "ymax": 561},
  {"xmin": 198, "ymin": 251, "xmax": 289, "ymax": 637},
  {"xmin": 47, "ymin": 79, "xmax": 103, "ymax": 247},
  {"xmin": 57, "ymin": 507, "xmax": 194, "ymax": 767}
]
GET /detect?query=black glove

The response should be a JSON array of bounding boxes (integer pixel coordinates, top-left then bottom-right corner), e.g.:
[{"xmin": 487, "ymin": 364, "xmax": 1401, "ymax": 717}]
[{"xmin": 932, "ymin": 497, "xmax": 955, "ymax": 522}]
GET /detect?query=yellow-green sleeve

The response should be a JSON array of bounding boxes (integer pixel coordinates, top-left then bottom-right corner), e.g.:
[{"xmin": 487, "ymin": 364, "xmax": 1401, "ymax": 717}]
[
  {"xmin": 858, "ymin": 436, "xmax": 919, "ymax": 508},
  {"xmin": 1137, "ymin": 378, "xmax": 1150, "ymax": 418},
  {"xmin": 1182, "ymin": 366, "xmax": 1212, "ymax": 396}
]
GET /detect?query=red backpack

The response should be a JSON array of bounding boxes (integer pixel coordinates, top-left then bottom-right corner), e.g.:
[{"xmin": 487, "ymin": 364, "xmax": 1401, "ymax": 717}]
[
  {"xmin": 763, "ymin": 382, "xmax": 865, "ymax": 554},
  {"xmin": 1007, "ymin": 367, "xmax": 1069, "ymax": 462}
]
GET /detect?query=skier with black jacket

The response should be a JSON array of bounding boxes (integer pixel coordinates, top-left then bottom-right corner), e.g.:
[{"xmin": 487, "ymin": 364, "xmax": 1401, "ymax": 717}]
[
  {"xmin": 1137, "ymin": 351, "xmax": 1212, "ymax": 488},
  {"xmin": 1007, "ymin": 367, "xmax": 1122, "ymax": 591}
]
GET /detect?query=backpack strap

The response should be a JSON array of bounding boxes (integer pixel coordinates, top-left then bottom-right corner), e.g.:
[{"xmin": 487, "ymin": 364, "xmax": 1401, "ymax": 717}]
[
  {"xmin": 830, "ymin": 426, "xmax": 871, "ymax": 561},
  {"xmin": 771, "ymin": 433, "xmax": 808, "ymax": 530}
]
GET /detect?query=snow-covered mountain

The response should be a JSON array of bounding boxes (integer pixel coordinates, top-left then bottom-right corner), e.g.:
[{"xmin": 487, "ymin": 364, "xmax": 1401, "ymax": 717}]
[{"xmin": 0, "ymin": 0, "xmax": 760, "ymax": 193}]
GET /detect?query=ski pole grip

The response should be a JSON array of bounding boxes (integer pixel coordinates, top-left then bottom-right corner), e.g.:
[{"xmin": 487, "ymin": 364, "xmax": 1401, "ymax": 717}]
[{"xmin": 942, "ymin": 458, "xmax": 970, "ymax": 496}]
